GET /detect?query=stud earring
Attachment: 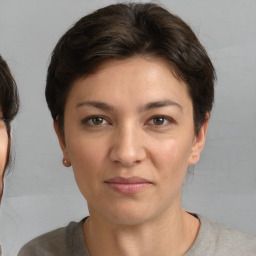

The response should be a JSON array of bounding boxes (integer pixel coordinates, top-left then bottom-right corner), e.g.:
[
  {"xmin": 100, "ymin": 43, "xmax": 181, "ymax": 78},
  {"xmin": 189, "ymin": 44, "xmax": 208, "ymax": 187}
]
[{"xmin": 62, "ymin": 158, "xmax": 71, "ymax": 167}]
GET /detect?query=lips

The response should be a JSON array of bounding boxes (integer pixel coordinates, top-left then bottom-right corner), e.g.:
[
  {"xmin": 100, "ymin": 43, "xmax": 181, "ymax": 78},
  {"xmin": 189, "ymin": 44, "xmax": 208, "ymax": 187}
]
[{"xmin": 104, "ymin": 176, "xmax": 152, "ymax": 194}]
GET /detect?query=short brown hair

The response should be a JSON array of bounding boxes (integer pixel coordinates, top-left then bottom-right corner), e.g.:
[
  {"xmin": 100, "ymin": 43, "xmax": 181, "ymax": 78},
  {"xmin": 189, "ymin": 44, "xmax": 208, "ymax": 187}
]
[
  {"xmin": 46, "ymin": 2, "xmax": 215, "ymax": 134},
  {"xmin": 0, "ymin": 55, "xmax": 19, "ymax": 136}
]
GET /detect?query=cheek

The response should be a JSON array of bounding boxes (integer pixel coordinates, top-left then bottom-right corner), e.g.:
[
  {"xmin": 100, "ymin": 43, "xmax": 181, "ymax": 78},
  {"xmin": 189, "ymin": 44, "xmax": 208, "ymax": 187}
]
[
  {"xmin": 66, "ymin": 136, "xmax": 108, "ymax": 194},
  {"xmin": 68, "ymin": 136, "xmax": 107, "ymax": 168},
  {"xmin": 151, "ymin": 137, "xmax": 193, "ymax": 180},
  {"xmin": 0, "ymin": 129, "xmax": 8, "ymax": 176},
  {"xmin": 0, "ymin": 129, "xmax": 8, "ymax": 199}
]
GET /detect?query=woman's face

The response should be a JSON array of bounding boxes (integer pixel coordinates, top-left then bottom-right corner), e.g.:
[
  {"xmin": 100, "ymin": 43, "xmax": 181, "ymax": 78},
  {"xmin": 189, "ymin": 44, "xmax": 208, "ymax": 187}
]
[
  {"xmin": 0, "ymin": 111, "xmax": 8, "ymax": 201},
  {"xmin": 56, "ymin": 57, "xmax": 208, "ymax": 225}
]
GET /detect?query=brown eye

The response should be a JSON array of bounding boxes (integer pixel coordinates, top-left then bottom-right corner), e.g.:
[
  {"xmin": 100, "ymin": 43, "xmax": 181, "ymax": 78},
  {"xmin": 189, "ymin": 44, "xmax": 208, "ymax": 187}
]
[
  {"xmin": 153, "ymin": 116, "xmax": 166, "ymax": 125},
  {"xmin": 82, "ymin": 115, "xmax": 108, "ymax": 127},
  {"xmin": 147, "ymin": 115, "xmax": 173, "ymax": 127},
  {"xmin": 91, "ymin": 116, "xmax": 104, "ymax": 125}
]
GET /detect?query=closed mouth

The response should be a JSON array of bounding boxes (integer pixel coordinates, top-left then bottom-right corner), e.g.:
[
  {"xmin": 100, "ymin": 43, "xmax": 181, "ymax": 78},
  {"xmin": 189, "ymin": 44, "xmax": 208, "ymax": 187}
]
[{"xmin": 104, "ymin": 176, "xmax": 152, "ymax": 194}]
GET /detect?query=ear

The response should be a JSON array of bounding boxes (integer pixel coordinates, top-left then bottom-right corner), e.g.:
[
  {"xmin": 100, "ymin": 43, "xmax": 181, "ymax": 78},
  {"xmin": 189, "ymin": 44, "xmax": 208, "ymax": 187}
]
[
  {"xmin": 188, "ymin": 113, "xmax": 210, "ymax": 165},
  {"xmin": 53, "ymin": 120, "xmax": 71, "ymax": 164}
]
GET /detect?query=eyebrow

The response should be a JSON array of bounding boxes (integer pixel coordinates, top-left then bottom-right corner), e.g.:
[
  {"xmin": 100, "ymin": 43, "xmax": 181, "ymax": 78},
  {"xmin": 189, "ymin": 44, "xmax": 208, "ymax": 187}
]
[
  {"xmin": 76, "ymin": 101, "xmax": 114, "ymax": 111},
  {"xmin": 76, "ymin": 99, "xmax": 182, "ymax": 112},
  {"xmin": 139, "ymin": 99, "xmax": 182, "ymax": 112}
]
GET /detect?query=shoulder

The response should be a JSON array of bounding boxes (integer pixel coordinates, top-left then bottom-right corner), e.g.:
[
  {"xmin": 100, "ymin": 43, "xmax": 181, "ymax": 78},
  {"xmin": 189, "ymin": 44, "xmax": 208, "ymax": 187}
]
[
  {"xmin": 17, "ymin": 220, "xmax": 83, "ymax": 256},
  {"xmin": 187, "ymin": 214, "xmax": 256, "ymax": 256}
]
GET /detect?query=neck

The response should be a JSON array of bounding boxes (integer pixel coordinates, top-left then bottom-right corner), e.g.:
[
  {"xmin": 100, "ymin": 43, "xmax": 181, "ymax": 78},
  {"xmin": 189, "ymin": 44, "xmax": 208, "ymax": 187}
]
[{"xmin": 83, "ymin": 207, "xmax": 199, "ymax": 256}]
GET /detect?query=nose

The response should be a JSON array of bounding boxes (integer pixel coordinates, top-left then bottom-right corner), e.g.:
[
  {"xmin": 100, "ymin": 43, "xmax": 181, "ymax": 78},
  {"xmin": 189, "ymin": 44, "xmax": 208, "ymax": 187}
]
[{"xmin": 109, "ymin": 123, "xmax": 146, "ymax": 167}]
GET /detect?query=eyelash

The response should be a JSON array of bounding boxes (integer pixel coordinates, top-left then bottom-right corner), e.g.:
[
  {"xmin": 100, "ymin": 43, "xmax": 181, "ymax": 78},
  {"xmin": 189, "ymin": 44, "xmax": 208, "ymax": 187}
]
[
  {"xmin": 147, "ymin": 115, "xmax": 175, "ymax": 127},
  {"xmin": 82, "ymin": 115, "xmax": 175, "ymax": 128},
  {"xmin": 82, "ymin": 115, "xmax": 110, "ymax": 127}
]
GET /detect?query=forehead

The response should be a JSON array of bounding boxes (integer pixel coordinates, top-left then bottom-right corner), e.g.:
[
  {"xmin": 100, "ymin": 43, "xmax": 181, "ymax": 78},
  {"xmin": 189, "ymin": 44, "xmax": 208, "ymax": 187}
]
[
  {"xmin": 92, "ymin": 56, "xmax": 181, "ymax": 83},
  {"xmin": 67, "ymin": 57, "xmax": 191, "ymax": 109}
]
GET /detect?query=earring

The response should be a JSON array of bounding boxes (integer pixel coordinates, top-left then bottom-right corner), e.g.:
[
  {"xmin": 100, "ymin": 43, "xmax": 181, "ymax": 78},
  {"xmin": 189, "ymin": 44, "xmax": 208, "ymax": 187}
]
[{"xmin": 62, "ymin": 158, "xmax": 71, "ymax": 167}]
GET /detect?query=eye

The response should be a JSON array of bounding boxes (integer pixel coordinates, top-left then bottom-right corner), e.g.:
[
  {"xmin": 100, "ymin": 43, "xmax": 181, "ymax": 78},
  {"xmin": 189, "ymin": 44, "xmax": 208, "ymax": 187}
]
[
  {"xmin": 82, "ymin": 115, "xmax": 109, "ymax": 126},
  {"xmin": 148, "ymin": 115, "xmax": 173, "ymax": 126}
]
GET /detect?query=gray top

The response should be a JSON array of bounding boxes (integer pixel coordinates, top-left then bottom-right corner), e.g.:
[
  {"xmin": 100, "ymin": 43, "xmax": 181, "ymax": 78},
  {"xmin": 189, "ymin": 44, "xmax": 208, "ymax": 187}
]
[{"xmin": 18, "ymin": 215, "xmax": 256, "ymax": 256}]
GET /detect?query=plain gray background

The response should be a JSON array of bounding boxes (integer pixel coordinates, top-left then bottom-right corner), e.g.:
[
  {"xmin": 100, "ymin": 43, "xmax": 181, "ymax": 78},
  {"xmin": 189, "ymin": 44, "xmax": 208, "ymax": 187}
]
[{"xmin": 0, "ymin": 0, "xmax": 255, "ymax": 255}]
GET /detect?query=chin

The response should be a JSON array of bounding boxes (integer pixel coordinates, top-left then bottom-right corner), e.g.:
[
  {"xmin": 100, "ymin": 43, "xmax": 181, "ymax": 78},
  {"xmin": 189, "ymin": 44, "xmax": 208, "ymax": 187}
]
[{"xmin": 95, "ymin": 201, "xmax": 157, "ymax": 226}]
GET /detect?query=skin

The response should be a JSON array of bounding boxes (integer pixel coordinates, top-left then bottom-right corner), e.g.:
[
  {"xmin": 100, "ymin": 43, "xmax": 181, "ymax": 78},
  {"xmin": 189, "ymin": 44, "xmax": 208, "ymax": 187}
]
[
  {"xmin": 55, "ymin": 57, "xmax": 209, "ymax": 256},
  {"xmin": 0, "ymin": 111, "xmax": 8, "ymax": 202}
]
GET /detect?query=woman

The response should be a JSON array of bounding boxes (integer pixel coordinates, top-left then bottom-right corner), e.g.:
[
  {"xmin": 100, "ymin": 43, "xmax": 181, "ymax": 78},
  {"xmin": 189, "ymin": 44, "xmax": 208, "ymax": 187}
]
[
  {"xmin": 0, "ymin": 54, "xmax": 19, "ymax": 202},
  {"xmin": 0, "ymin": 55, "xmax": 19, "ymax": 254},
  {"xmin": 19, "ymin": 3, "xmax": 256, "ymax": 255}
]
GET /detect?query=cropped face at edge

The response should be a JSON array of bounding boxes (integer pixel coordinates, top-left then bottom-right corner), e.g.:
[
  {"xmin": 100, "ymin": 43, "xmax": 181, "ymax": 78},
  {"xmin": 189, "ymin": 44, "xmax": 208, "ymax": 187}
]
[
  {"xmin": 0, "ymin": 111, "xmax": 8, "ymax": 202},
  {"xmin": 55, "ymin": 57, "xmax": 209, "ymax": 225}
]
